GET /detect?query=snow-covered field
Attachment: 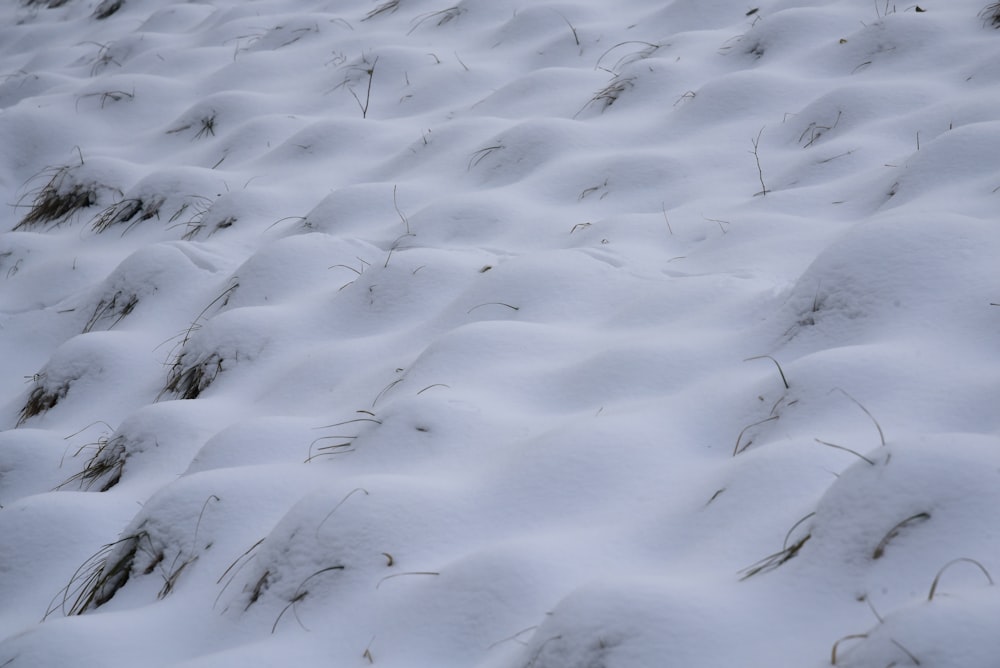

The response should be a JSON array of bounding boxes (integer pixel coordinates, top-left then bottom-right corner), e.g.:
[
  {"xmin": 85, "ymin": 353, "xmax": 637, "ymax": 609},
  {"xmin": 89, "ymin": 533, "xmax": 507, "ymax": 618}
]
[{"xmin": 2, "ymin": 0, "xmax": 999, "ymax": 665}]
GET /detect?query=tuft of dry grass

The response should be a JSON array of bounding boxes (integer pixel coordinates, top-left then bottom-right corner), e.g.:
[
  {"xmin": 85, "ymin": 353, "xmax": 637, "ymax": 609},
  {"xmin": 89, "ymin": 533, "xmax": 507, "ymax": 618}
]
[
  {"xmin": 57, "ymin": 434, "xmax": 127, "ymax": 492},
  {"xmin": 739, "ymin": 533, "xmax": 811, "ymax": 580},
  {"xmin": 407, "ymin": 6, "xmax": 463, "ymax": 34},
  {"xmin": 92, "ymin": 0, "xmax": 122, "ymax": 19},
  {"xmin": 980, "ymin": 2, "xmax": 1000, "ymax": 27},
  {"xmin": 739, "ymin": 512, "xmax": 814, "ymax": 580},
  {"xmin": 166, "ymin": 113, "xmax": 217, "ymax": 140},
  {"xmin": 23, "ymin": 0, "xmax": 71, "ymax": 7},
  {"xmin": 13, "ymin": 164, "xmax": 99, "ymax": 231},
  {"xmin": 160, "ymin": 352, "xmax": 224, "ymax": 400},
  {"xmin": 574, "ymin": 75, "xmax": 635, "ymax": 117},
  {"xmin": 17, "ymin": 377, "xmax": 71, "ymax": 426},
  {"xmin": 84, "ymin": 290, "xmax": 139, "ymax": 333},
  {"xmin": 363, "ymin": 0, "xmax": 400, "ymax": 21},
  {"xmin": 46, "ymin": 531, "xmax": 149, "ymax": 618},
  {"xmin": 91, "ymin": 196, "xmax": 164, "ymax": 234}
]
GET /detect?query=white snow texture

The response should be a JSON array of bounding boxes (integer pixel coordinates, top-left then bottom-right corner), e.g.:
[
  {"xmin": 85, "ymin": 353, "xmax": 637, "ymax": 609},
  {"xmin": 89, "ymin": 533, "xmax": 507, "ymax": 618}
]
[{"xmin": 2, "ymin": 0, "xmax": 1000, "ymax": 666}]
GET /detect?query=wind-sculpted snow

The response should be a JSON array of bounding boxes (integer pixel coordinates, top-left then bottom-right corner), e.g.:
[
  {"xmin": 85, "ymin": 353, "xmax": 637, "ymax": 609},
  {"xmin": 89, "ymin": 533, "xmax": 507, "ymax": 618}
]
[{"xmin": 2, "ymin": 1, "xmax": 1000, "ymax": 666}]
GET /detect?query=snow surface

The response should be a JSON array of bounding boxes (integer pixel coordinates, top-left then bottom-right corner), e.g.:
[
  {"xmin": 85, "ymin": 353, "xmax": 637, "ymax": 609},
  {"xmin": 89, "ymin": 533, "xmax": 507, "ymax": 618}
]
[{"xmin": 1, "ymin": 0, "xmax": 999, "ymax": 665}]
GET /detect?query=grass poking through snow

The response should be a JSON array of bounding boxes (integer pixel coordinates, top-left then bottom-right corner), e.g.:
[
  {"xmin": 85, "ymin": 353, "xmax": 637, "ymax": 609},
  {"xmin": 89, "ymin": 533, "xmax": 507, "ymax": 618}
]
[{"xmin": 13, "ymin": 161, "xmax": 99, "ymax": 231}]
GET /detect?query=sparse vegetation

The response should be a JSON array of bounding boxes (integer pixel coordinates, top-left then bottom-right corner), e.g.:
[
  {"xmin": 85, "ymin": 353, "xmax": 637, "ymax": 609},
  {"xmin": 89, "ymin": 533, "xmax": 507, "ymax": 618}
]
[
  {"xmin": 161, "ymin": 351, "xmax": 224, "ymax": 400},
  {"xmin": 85, "ymin": 42, "xmax": 123, "ymax": 76},
  {"xmin": 981, "ymin": 2, "xmax": 1000, "ymax": 28},
  {"xmin": 750, "ymin": 127, "xmax": 768, "ymax": 196},
  {"xmin": 739, "ymin": 512, "xmax": 814, "ymax": 580},
  {"xmin": 91, "ymin": 196, "xmax": 164, "ymax": 234},
  {"xmin": 271, "ymin": 565, "xmax": 345, "ymax": 633},
  {"xmin": 48, "ymin": 523, "xmax": 206, "ymax": 619},
  {"xmin": 830, "ymin": 634, "xmax": 868, "ymax": 665},
  {"xmin": 307, "ymin": 415, "xmax": 381, "ymax": 461},
  {"xmin": 167, "ymin": 113, "xmax": 218, "ymax": 140},
  {"xmin": 46, "ymin": 531, "xmax": 149, "ymax": 617},
  {"xmin": 75, "ymin": 88, "xmax": 134, "ymax": 110},
  {"xmin": 553, "ymin": 11, "xmax": 581, "ymax": 51},
  {"xmin": 408, "ymin": 6, "xmax": 464, "ymax": 35},
  {"xmin": 872, "ymin": 512, "xmax": 930, "ymax": 559},
  {"xmin": 214, "ymin": 538, "xmax": 266, "ymax": 611},
  {"xmin": 13, "ymin": 159, "xmax": 100, "ymax": 231},
  {"xmin": 161, "ymin": 194, "xmax": 223, "ymax": 239},
  {"xmin": 17, "ymin": 376, "xmax": 71, "ymax": 426},
  {"xmin": 733, "ymin": 415, "xmax": 779, "ymax": 455},
  {"xmin": 23, "ymin": 0, "xmax": 70, "ymax": 7},
  {"xmin": 595, "ymin": 41, "xmax": 659, "ymax": 74},
  {"xmin": 375, "ymin": 570, "xmax": 439, "ymax": 589},
  {"xmin": 927, "ymin": 557, "xmax": 994, "ymax": 600},
  {"xmin": 814, "ymin": 438, "xmax": 876, "ymax": 465},
  {"xmin": 739, "ymin": 532, "xmax": 811, "ymax": 580},
  {"xmin": 4, "ymin": 1, "xmax": 1000, "ymax": 665},
  {"xmin": 363, "ymin": 0, "xmax": 400, "ymax": 21},
  {"xmin": 331, "ymin": 56, "xmax": 379, "ymax": 118},
  {"xmin": 830, "ymin": 388, "xmax": 886, "ymax": 447},
  {"xmin": 468, "ymin": 142, "xmax": 504, "ymax": 169},
  {"xmin": 57, "ymin": 434, "xmax": 127, "ymax": 491},
  {"xmin": 575, "ymin": 75, "xmax": 635, "ymax": 117},
  {"xmin": 744, "ymin": 354, "xmax": 789, "ymax": 389},
  {"xmin": 799, "ymin": 111, "xmax": 842, "ymax": 148},
  {"xmin": 92, "ymin": 0, "xmax": 123, "ymax": 20}
]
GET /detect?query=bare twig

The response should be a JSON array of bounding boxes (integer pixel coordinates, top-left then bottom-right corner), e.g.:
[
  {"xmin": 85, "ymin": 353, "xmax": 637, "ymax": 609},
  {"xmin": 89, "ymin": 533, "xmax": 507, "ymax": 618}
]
[
  {"xmin": 347, "ymin": 56, "xmax": 378, "ymax": 118},
  {"xmin": 750, "ymin": 127, "xmax": 768, "ymax": 196}
]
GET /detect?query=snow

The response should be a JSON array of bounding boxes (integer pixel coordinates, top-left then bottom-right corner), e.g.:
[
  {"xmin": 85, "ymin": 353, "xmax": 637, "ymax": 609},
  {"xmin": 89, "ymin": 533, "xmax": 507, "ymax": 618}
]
[{"xmin": 1, "ymin": 0, "xmax": 999, "ymax": 665}]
